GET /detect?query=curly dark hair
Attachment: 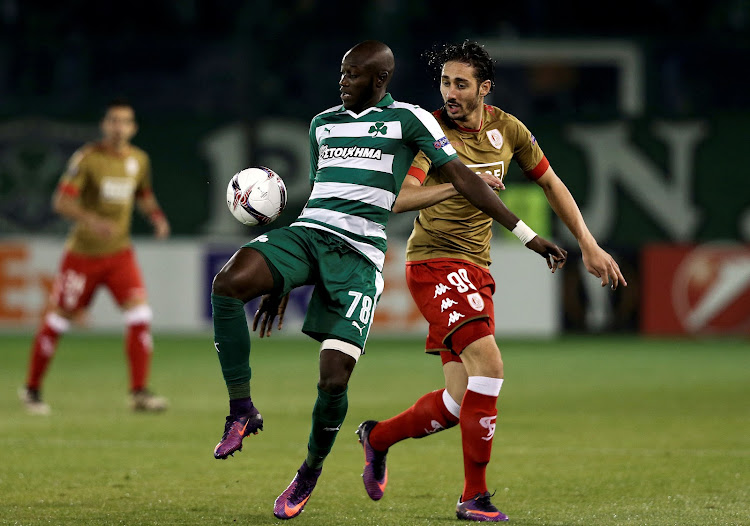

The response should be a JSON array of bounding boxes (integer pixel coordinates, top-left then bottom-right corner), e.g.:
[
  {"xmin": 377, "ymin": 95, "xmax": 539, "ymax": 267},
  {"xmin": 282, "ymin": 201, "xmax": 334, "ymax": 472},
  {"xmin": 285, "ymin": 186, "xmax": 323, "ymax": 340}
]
[{"xmin": 423, "ymin": 40, "xmax": 495, "ymax": 94}]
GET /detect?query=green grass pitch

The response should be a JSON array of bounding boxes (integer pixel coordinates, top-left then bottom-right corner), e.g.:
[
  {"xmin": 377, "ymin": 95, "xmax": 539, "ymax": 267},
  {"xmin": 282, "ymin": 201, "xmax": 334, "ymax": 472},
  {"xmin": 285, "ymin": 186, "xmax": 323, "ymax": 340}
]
[{"xmin": 1, "ymin": 333, "xmax": 748, "ymax": 525}]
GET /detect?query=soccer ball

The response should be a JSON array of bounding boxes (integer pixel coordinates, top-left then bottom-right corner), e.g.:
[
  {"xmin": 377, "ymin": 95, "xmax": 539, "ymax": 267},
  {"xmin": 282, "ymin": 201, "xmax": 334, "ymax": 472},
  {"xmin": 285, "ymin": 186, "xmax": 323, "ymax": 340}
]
[{"xmin": 226, "ymin": 167, "xmax": 287, "ymax": 226}]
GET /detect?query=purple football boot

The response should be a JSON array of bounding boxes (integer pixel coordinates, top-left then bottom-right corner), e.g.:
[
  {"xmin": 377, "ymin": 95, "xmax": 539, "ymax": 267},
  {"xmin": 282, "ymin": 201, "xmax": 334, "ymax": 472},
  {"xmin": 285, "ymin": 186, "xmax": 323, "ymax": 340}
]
[
  {"xmin": 213, "ymin": 406, "xmax": 263, "ymax": 459},
  {"xmin": 456, "ymin": 492, "xmax": 509, "ymax": 522},
  {"xmin": 356, "ymin": 420, "xmax": 388, "ymax": 500},
  {"xmin": 273, "ymin": 462, "xmax": 322, "ymax": 519}
]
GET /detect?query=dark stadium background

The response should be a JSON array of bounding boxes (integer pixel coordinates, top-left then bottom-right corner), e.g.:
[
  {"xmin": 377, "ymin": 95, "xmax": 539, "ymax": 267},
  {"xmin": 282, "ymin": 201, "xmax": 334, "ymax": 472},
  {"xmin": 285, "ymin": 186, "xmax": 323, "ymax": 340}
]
[{"xmin": 1, "ymin": 1, "xmax": 748, "ymax": 336}]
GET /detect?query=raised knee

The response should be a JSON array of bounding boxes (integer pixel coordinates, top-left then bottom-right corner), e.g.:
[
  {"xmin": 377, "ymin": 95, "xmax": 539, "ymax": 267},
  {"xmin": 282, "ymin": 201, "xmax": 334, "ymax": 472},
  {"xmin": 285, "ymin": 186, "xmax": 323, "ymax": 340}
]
[{"xmin": 212, "ymin": 268, "xmax": 242, "ymax": 299}]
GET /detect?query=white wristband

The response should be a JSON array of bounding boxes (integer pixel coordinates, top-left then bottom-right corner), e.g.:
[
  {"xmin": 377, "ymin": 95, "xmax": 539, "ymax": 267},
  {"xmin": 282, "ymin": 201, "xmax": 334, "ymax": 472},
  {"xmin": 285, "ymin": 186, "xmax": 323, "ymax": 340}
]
[{"xmin": 512, "ymin": 220, "xmax": 537, "ymax": 245}]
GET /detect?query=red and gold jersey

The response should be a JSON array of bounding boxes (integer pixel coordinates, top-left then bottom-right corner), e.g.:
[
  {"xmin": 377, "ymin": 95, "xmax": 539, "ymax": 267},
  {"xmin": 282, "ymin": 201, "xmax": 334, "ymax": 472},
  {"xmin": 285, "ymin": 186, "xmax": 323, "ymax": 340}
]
[
  {"xmin": 405, "ymin": 105, "xmax": 549, "ymax": 267},
  {"xmin": 57, "ymin": 142, "xmax": 152, "ymax": 255}
]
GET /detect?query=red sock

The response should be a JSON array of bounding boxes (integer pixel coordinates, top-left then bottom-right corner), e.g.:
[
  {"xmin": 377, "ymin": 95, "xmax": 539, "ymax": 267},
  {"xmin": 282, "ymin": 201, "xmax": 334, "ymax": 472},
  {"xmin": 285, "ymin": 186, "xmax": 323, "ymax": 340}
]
[
  {"xmin": 126, "ymin": 321, "xmax": 153, "ymax": 391},
  {"xmin": 124, "ymin": 305, "xmax": 154, "ymax": 391},
  {"xmin": 369, "ymin": 389, "xmax": 460, "ymax": 451},
  {"xmin": 26, "ymin": 313, "xmax": 69, "ymax": 390},
  {"xmin": 460, "ymin": 386, "xmax": 500, "ymax": 501}
]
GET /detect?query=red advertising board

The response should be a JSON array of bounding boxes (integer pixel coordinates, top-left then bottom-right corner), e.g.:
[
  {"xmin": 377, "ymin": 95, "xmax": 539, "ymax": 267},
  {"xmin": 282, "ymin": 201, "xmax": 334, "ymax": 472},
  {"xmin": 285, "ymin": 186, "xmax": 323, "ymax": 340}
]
[{"xmin": 642, "ymin": 244, "xmax": 750, "ymax": 335}]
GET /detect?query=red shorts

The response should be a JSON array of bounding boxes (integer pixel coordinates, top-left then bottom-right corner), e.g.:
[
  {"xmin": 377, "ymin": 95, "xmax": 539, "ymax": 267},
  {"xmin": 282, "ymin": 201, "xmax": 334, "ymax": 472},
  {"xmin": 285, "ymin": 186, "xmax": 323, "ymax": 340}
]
[
  {"xmin": 406, "ymin": 259, "xmax": 496, "ymax": 362},
  {"xmin": 51, "ymin": 248, "xmax": 146, "ymax": 312}
]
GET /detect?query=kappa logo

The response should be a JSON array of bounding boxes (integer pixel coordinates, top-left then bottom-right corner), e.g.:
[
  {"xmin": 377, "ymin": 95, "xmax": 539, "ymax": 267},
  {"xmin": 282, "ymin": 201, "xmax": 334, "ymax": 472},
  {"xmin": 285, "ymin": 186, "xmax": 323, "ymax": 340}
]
[
  {"xmin": 141, "ymin": 332, "xmax": 154, "ymax": 353},
  {"xmin": 434, "ymin": 283, "xmax": 451, "ymax": 298},
  {"xmin": 351, "ymin": 320, "xmax": 365, "ymax": 335},
  {"xmin": 673, "ymin": 245, "xmax": 750, "ymax": 333},
  {"xmin": 423, "ymin": 420, "xmax": 444, "ymax": 435},
  {"xmin": 440, "ymin": 298, "xmax": 458, "ymax": 312},
  {"xmin": 479, "ymin": 415, "xmax": 496, "ymax": 441},
  {"xmin": 250, "ymin": 235, "xmax": 269, "ymax": 243},
  {"xmin": 40, "ymin": 336, "xmax": 55, "ymax": 357},
  {"xmin": 319, "ymin": 144, "xmax": 383, "ymax": 161},
  {"xmin": 447, "ymin": 311, "xmax": 465, "ymax": 326}
]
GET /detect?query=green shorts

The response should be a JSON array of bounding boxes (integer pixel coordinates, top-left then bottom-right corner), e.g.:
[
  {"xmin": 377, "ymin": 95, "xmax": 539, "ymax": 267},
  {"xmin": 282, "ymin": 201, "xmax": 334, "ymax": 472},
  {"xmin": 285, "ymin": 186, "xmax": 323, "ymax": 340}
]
[{"xmin": 244, "ymin": 226, "xmax": 384, "ymax": 351}]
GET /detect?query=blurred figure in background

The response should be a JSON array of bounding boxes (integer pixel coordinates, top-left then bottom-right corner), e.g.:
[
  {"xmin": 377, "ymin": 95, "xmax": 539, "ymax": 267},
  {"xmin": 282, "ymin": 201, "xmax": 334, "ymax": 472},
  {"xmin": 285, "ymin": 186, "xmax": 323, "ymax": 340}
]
[
  {"xmin": 19, "ymin": 98, "xmax": 171, "ymax": 415},
  {"xmin": 355, "ymin": 41, "xmax": 626, "ymax": 522}
]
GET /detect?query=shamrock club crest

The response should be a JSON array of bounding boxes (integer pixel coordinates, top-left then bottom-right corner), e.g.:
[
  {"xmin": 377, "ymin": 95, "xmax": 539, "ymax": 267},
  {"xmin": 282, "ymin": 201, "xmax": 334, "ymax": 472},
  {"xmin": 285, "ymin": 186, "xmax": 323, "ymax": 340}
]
[{"xmin": 369, "ymin": 121, "xmax": 388, "ymax": 137}]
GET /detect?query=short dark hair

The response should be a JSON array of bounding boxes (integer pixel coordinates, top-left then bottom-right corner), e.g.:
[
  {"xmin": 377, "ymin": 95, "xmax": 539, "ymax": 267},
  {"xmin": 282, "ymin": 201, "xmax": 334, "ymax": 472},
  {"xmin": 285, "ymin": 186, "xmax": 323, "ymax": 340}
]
[
  {"xmin": 104, "ymin": 97, "xmax": 134, "ymax": 115},
  {"xmin": 424, "ymin": 40, "xmax": 495, "ymax": 94}
]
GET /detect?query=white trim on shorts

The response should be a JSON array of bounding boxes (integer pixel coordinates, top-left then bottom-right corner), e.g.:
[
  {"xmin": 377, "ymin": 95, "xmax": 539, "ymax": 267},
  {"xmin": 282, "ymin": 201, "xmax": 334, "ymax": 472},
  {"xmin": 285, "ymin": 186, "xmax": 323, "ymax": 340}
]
[{"xmin": 321, "ymin": 339, "xmax": 362, "ymax": 362}]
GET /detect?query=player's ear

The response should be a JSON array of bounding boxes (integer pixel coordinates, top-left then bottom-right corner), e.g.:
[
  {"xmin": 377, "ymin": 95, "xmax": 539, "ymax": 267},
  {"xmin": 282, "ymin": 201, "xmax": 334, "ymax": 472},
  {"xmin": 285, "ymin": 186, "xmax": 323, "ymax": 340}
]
[
  {"xmin": 479, "ymin": 80, "xmax": 491, "ymax": 97},
  {"xmin": 376, "ymin": 70, "xmax": 389, "ymax": 87}
]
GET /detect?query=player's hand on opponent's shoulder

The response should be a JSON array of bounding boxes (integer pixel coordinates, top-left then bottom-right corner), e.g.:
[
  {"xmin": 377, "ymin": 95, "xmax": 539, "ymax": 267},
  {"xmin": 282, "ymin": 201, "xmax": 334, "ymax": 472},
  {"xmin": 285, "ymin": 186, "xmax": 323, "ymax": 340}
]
[
  {"xmin": 524, "ymin": 235, "xmax": 567, "ymax": 273},
  {"xmin": 252, "ymin": 294, "xmax": 290, "ymax": 338},
  {"xmin": 580, "ymin": 241, "xmax": 627, "ymax": 290},
  {"xmin": 478, "ymin": 171, "xmax": 505, "ymax": 190}
]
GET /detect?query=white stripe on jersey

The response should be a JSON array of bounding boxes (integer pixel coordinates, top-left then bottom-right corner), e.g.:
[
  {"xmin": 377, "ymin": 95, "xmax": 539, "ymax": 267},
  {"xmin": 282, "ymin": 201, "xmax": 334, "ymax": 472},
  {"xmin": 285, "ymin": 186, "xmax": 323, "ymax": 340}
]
[
  {"xmin": 315, "ymin": 121, "xmax": 404, "ymax": 143},
  {"xmin": 290, "ymin": 222, "xmax": 386, "ymax": 271},
  {"xmin": 311, "ymin": 104, "xmax": 345, "ymax": 120},
  {"xmin": 297, "ymin": 208, "xmax": 387, "ymax": 239},
  {"xmin": 318, "ymin": 153, "xmax": 395, "ymax": 174},
  {"xmin": 466, "ymin": 160, "xmax": 505, "ymax": 168},
  {"xmin": 309, "ymin": 182, "xmax": 396, "ymax": 211},
  {"xmin": 389, "ymin": 101, "xmax": 458, "ymax": 157}
]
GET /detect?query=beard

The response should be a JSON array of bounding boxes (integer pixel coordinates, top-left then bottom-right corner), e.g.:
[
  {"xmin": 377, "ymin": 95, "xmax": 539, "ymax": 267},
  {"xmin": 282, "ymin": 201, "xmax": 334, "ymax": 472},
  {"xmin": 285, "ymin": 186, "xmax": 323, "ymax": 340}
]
[{"xmin": 444, "ymin": 87, "xmax": 482, "ymax": 125}]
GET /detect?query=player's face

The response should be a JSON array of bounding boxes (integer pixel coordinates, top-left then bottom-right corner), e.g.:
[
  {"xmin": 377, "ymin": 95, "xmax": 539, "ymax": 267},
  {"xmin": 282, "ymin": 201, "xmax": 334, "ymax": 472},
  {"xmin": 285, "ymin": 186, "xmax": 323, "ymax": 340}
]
[
  {"xmin": 339, "ymin": 55, "xmax": 378, "ymax": 113},
  {"xmin": 440, "ymin": 61, "xmax": 489, "ymax": 126},
  {"xmin": 101, "ymin": 106, "xmax": 137, "ymax": 146}
]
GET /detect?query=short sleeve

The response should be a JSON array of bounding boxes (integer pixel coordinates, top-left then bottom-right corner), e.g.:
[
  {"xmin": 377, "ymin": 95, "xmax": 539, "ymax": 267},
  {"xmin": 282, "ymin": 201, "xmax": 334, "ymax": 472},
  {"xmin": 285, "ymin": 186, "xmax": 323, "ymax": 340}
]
[
  {"xmin": 407, "ymin": 151, "xmax": 431, "ymax": 184},
  {"xmin": 57, "ymin": 147, "xmax": 90, "ymax": 197},
  {"xmin": 511, "ymin": 117, "xmax": 547, "ymax": 179},
  {"xmin": 402, "ymin": 106, "xmax": 457, "ymax": 169},
  {"xmin": 136, "ymin": 153, "xmax": 153, "ymax": 197}
]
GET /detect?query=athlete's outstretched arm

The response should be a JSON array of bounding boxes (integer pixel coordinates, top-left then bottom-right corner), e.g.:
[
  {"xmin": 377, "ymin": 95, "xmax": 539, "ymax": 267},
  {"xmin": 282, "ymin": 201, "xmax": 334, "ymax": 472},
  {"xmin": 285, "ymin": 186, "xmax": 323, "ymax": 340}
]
[
  {"xmin": 439, "ymin": 158, "xmax": 519, "ymax": 231},
  {"xmin": 393, "ymin": 172, "xmax": 503, "ymax": 213},
  {"xmin": 439, "ymin": 158, "xmax": 566, "ymax": 269},
  {"xmin": 136, "ymin": 193, "xmax": 170, "ymax": 239},
  {"xmin": 535, "ymin": 166, "xmax": 626, "ymax": 289}
]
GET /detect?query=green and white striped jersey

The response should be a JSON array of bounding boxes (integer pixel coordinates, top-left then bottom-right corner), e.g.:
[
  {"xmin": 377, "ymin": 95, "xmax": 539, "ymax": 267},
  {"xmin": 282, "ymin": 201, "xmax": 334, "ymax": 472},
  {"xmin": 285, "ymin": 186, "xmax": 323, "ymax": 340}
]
[{"xmin": 291, "ymin": 93, "xmax": 457, "ymax": 271}]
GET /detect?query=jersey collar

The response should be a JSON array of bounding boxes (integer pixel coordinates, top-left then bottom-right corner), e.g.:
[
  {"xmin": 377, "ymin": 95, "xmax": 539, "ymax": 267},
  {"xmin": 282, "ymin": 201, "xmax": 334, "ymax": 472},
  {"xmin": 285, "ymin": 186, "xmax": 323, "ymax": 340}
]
[
  {"xmin": 455, "ymin": 106, "xmax": 485, "ymax": 133},
  {"xmin": 338, "ymin": 93, "xmax": 395, "ymax": 119}
]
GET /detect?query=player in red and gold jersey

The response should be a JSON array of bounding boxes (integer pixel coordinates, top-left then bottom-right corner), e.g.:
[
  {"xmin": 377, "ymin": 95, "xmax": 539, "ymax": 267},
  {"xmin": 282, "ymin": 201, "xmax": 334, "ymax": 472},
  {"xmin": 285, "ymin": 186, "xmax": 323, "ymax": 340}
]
[
  {"xmin": 356, "ymin": 42, "xmax": 627, "ymax": 521},
  {"xmin": 19, "ymin": 99, "xmax": 171, "ymax": 415}
]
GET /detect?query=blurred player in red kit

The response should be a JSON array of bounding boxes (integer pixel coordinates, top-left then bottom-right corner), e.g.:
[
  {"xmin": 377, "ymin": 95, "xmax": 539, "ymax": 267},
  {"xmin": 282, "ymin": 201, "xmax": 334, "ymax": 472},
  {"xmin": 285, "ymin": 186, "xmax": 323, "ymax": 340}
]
[{"xmin": 19, "ymin": 98, "xmax": 171, "ymax": 415}]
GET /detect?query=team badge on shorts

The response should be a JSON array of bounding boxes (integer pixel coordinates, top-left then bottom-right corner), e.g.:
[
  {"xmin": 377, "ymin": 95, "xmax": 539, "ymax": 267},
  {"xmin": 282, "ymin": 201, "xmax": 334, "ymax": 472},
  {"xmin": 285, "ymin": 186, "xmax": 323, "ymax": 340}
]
[
  {"xmin": 467, "ymin": 292, "xmax": 485, "ymax": 311},
  {"xmin": 486, "ymin": 129, "xmax": 503, "ymax": 150}
]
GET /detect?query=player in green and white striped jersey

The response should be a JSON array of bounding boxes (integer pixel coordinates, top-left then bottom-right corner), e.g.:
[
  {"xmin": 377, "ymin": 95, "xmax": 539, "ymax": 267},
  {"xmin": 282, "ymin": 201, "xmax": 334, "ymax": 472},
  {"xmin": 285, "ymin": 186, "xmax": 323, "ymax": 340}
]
[
  {"xmin": 209, "ymin": 40, "xmax": 566, "ymax": 520},
  {"xmin": 292, "ymin": 92, "xmax": 459, "ymax": 271}
]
